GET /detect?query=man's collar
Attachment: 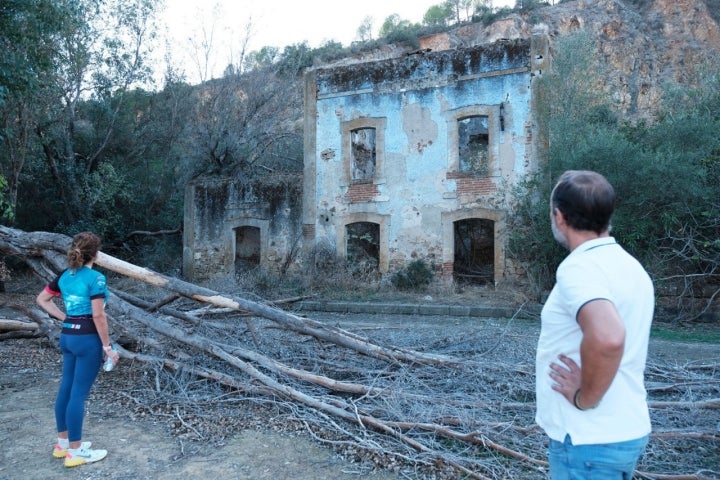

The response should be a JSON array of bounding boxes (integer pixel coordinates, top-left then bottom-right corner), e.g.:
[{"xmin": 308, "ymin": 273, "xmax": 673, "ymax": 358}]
[{"xmin": 575, "ymin": 236, "xmax": 616, "ymax": 253}]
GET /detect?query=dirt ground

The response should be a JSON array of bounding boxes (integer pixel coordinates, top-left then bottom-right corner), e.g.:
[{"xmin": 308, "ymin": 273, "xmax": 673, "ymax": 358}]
[
  {"xmin": 1, "ymin": 298, "xmax": 719, "ymax": 479},
  {"xmin": 0, "ymin": 330, "xmax": 403, "ymax": 480}
]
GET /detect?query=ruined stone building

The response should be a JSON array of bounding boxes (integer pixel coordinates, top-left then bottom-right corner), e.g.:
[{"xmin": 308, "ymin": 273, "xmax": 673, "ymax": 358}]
[
  {"xmin": 183, "ymin": 0, "xmax": 720, "ymax": 285},
  {"xmin": 184, "ymin": 31, "xmax": 549, "ymax": 284},
  {"xmin": 302, "ymin": 32, "xmax": 548, "ymax": 285},
  {"xmin": 182, "ymin": 173, "xmax": 303, "ymax": 281}
]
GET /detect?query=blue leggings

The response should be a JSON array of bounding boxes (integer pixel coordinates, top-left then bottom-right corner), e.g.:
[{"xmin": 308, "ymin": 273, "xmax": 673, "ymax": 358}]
[{"xmin": 56, "ymin": 334, "xmax": 102, "ymax": 442}]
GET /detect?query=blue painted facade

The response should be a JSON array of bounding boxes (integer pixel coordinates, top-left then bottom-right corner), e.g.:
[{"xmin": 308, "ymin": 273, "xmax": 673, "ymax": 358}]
[{"xmin": 303, "ymin": 37, "xmax": 546, "ymax": 284}]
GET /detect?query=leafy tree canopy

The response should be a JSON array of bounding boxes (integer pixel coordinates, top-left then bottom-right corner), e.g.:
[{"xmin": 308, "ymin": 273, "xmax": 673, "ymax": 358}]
[
  {"xmin": 509, "ymin": 31, "xmax": 720, "ymax": 305},
  {"xmin": 424, "ymin": 4, "xmax": 454, "ymax": 27}
]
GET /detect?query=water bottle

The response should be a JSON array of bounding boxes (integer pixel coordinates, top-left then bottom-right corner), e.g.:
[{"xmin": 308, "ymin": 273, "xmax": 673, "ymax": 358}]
[{"xmin": 103, "ymin": 345, "xmax": 118, "ymax": 372}]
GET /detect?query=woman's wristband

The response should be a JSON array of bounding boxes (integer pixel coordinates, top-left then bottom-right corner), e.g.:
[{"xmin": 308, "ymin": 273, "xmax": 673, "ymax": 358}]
[{"xmin": 102, "ymin": 345, "xmax": 113, "ymax": 352}]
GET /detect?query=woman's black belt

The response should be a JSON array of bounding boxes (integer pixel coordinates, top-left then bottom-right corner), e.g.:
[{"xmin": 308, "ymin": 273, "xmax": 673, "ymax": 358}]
[{"xmin": 61, "ymin": 314, "xmax": 98, "ymax": 334}]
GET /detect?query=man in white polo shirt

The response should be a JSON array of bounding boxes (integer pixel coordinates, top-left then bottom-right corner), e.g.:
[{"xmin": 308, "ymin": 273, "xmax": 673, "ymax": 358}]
[{"xmin": 536, "ymin": 170, "xmax": 654, "ymax": 479}]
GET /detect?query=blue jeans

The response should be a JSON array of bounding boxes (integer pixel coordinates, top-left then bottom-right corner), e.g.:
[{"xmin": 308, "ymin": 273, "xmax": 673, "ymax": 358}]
[
  {"xmin": 549, "ymin": 434, "xmax": 649, "ymax": 480},
  {"xmin": 56, "ymin": 334, "xmax": 103, "ymax": 442}
]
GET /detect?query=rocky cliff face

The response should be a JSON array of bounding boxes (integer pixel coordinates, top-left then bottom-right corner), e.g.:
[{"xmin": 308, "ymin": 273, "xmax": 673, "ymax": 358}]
[{"xmin": 422, "ymin": 0, "xmax": 720, "ymax": 122}]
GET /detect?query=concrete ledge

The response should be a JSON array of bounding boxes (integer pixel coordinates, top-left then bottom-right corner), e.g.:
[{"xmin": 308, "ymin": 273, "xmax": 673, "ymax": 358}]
[
  {"xmin": 417, "ymin": 304, "xmax": 450, "ymax": 316},
  {"xmin": 347, "ymin": 303, "xmax": 407, "ymax": 314},
  {"xmin": 448, "ymin": 305, "xmax": 471, "ymax": 316},
  {"xmin": 296, "ymin": 301, "xmax": 519, "ymax": 318},
  {"xmin": 310, "ymin": 302, "xmax": 349, "ymax": 313}
]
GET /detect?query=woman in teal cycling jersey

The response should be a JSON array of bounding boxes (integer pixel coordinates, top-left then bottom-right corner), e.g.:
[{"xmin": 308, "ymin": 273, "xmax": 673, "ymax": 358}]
[{"xmin": 36, "ymin": 232, "xmax": 119, "ymax": 468}]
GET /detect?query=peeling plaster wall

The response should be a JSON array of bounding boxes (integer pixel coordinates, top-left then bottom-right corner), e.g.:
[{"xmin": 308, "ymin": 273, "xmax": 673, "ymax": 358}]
[
  {"xmin": 183, "ymin": 174, "xmax": 303, "ymax": 282},
  {"xmin": 305, "ymin": 38, "xmax": 539, "ymax": 283}
]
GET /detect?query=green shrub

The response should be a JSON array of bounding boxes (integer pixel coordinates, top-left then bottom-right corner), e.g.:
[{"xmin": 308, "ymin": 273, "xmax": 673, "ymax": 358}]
[{"xmin": 391, "ymin": 259, "xmax": 435, "ymax": 291}]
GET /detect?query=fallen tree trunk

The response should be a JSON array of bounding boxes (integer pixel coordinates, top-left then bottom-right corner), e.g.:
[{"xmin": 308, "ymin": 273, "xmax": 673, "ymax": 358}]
[
  {"xmin": 0, "ymin": 319, "xmax": 39, "ymax": 331},
  {"xmin": 96, "ymin": 251, "xmax": 461, "ymax": 367},
  {"xmin": 1, "ymin": 226, "xmax": 459, "ymax": 367},
  {"xmin": 1, "ymin": 225, "xmax": 718, "ymax": 479},
  {"xmin": 0, "ymin": 302, "xmax": 59, "ymax": 341}
]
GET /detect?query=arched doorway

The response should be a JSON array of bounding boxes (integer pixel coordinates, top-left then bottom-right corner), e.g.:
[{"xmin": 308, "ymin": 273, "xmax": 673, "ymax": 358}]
[
  {"xmin": 234, "ymin": 226, "xmax": 261, "ymax": 271},
  {"xmin": 453, "ymin": 218, "xmax": 494, "ymax": 285},
  {"xmin": 345, "ymin": 222, "xmax": 380, "ymax": 274}
]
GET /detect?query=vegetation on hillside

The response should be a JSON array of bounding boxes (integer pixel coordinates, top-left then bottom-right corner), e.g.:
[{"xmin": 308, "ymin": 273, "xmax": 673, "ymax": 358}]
[{"xmin": 507, "ymin": 32, "xmax": 720, "ymax": 318}]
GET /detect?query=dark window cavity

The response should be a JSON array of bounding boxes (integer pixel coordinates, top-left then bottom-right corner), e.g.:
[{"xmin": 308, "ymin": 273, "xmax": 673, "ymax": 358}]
[
  {"xmin": 453, "ymin": 218, "xmax": 494, "ymax": 284},
  {"xmin": 458, "ymin": 115, "xmax": 489, "ymax": 175},
  {"xmin": 235, "ymin": 226, "xmax": 261, "ymax": 271},
  {"xmin": 350, "ymin": 128, "xmax": 376, "ymax": 182},
  {"xmin": 346, "ymin": 222, "xmax": 380, "ymax": 273}
]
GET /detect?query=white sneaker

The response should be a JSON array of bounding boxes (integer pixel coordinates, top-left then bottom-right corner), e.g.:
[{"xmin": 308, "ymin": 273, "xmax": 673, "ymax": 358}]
[
  {"xmin": 64, "ymin": 445, "xmax": 107, "ymax": 467},
  {"xmin": 53, "ymin": 440, "xmax": 91, "ymax": 458}
]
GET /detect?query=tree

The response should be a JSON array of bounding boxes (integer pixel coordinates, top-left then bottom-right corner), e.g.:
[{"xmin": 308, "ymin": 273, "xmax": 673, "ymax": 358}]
[
  {"xmin": 515, "ymin": 0, "xmax": 549, "ymax": 10},
  {"xmin": 379, "ymin": 14, "xmax": 411, "ymax": 38},
  {"xmin": 378, "ymin": 14, "xmax": 421, "ymax": 47},
  {"xmin": 244, "ymin": 47, "xmax": 279, "ymax": 72},
  {"xmin": 313, "ymin": 40, "xmax": 347, "ymax": 65},
  {"xmin": 423, "ymin": 4, "xmax": 454, "ymax": 27},
  {"xmin": 441, "ymin": 0, "xmax": 478, "ymax": 24},
  {"xmin": 0, "ymin": 175, "xmax": 11, "ymax": 223},
  {"xmin": 510, "ymin": 31, "xmax": 720, "ymax": 316},
  {"xmin": 473, "ymin": 1, "xmax": 510, "ymax": 25},
  {"xmin": 508, "ymin": 32, "xmax": 608, "ymax": 295},
  {"xmin": 182, "ymin": 64, "xmax": 303, "ymax": 178},
  {"xmin": 640, "ymin": 67, "xmax": 720, "ymax": 315},
  {"xmin": 228, "ymin": 17, "xmax": 255, "ymax": 76},
  {"xmin": 16, "ymin": 0, "xmax": 162, "ymax": 235},
  {"xmin": 0, "ymin": 0, "xmax": 68, "ymax": 107},
  {"xmin": 276, "ymin": 42, "xmax": 314, "ymax": 77},
  {"xmin": 108, "ymin": 84, "xmax": 193, "ymax": 230},
  {"xmin": 0, "ymin": 0, "xmax": 76, "ymax": 224},
  {"xmin": 356, "ymin": 16, "xmax": 374, "ymax": 43},
  {"xmin": 185, "ymin": 2, "xmax": 221, "ymax": 83},
  {"xmin": 459, "ymin": 0, "xmax": 480, "ymax": 20}
]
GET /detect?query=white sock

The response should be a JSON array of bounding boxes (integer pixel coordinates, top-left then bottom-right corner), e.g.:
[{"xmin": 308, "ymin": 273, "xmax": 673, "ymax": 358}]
[{"xmin": 58, "ymin": 437, "xmax": 69, "ymax": 449}]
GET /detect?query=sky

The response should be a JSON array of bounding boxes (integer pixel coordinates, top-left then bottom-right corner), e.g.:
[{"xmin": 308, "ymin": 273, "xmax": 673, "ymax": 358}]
[{"xmin": 159, "ymin": 0, "xmax": 515, "ymax": 84}]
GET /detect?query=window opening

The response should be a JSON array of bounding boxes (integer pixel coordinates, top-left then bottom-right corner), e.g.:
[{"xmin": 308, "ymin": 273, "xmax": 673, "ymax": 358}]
[
  {"xmin": 350, "ymin": 128, "xmax": 376, "ymax": 182},
  {"xmin": 453, "ymin": 218, "xmax": 494, "ymax": 284},
  {"xmin": 458, "ymin": 115, "xmax": 489, "ymax": 175},
  {"xmin": 345, "ymin": 222, "xmax": 380, "ymax": 276},
  {"xmin": 234, "ymin": 226, "xmax": 261, "ymax": 272}
]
